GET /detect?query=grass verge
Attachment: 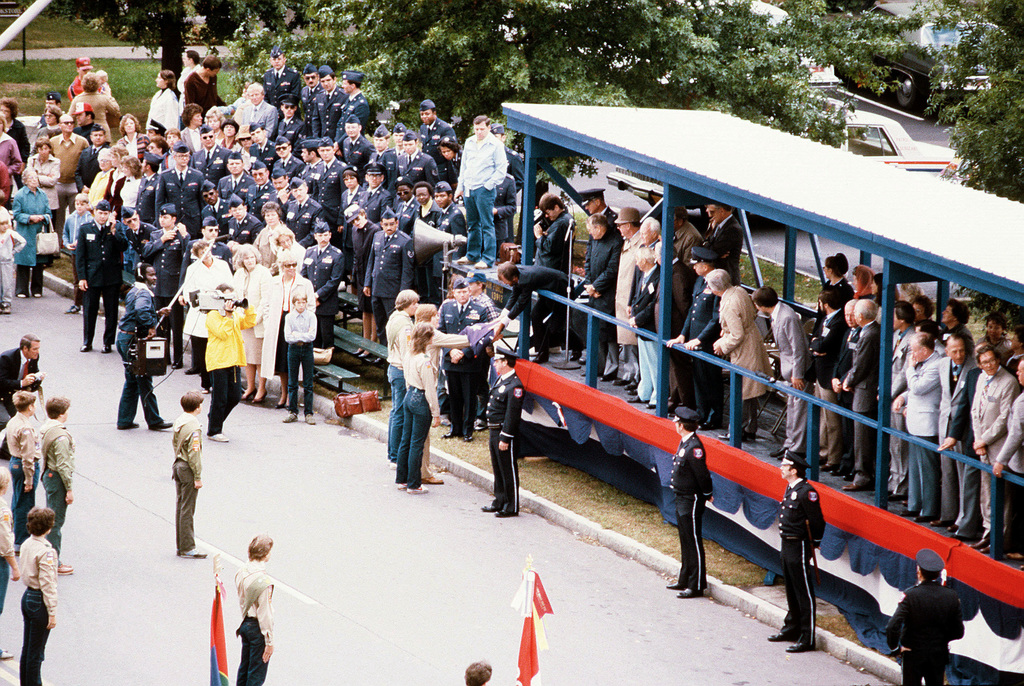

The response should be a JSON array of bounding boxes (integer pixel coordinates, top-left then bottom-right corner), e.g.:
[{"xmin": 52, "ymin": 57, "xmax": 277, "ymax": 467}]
[{"xmin": 0, "ymin": 15, "xmax": 126, "ymax": 50}]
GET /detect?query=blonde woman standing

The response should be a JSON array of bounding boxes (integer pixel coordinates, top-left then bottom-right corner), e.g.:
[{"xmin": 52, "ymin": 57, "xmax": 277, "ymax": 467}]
[
  {"xmin": 233, "ymin": 245, "xmax": 272, "ymax": 402},
  {"xmin": 260, "ymin": 256, "xmax": 315, "ymax": 408}
]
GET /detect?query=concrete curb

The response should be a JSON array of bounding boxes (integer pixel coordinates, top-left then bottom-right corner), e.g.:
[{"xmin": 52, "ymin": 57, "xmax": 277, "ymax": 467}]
[{"xmin": 43, "ymin": 272, "xmax": 901, "ymax": 685}]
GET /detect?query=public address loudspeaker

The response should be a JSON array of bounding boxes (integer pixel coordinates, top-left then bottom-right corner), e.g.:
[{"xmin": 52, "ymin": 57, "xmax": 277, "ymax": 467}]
[{"xmin": 412, "ymin": 219, "xmax": 467, "ymax": 266}]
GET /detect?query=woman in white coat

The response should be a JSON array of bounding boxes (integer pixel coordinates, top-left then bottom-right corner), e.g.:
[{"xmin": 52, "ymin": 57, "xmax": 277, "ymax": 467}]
[
  {"xmin": 233, "ymin": 244, "xmax": 273, "ymax": 402},
  {"xmin": 180, "ymin": 240, "xmax": 233, "ymax": 392},
  {"xmin": 260, "ymin": 255, "xmax": 316, "ymax": 409},
  {"xmin": 147, "ymin": 70, "xmax": 180, "ymax": 133}
]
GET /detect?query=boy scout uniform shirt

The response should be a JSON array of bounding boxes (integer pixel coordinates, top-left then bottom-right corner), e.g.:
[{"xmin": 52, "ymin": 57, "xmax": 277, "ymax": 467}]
[
  {"xmin": 0, "ymin": 500, "xmax": 14, "ymax": 559},
  {"xmin": 6, "ymin": 412, "xmax": 39, "ymax": 482},
  {"xmin": 670, "ymin": 433, "xmax": 713, "ymax": 498},
  {"xmin": 40, "ymin": 419, "xmax": 75, "ymax": 490},
  {"xmin": 173, "ymin": 412, "xmax": 203, "ymax": 480},
  {"xmin": 779, "ymin": 478, "xmax": 826, "ymax": 543},
  {"xmin": 235, "ymin": 560, "xmax": 274, "ymax": 645},
  {"xmin": 20, "ymin": 535, "xmax": 58, "ymax": 614}
]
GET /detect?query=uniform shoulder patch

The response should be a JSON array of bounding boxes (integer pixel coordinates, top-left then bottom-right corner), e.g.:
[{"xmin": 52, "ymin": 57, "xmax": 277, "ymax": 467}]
[
  {"xmin": 40, "ymin": 550, "xmax": 56, "ymax": 567},
  {"xmin": 693, "ymin": 448, "xmax": 704, "ymax": 459},
  {"xmin": 513, "ymin": 388, "xmax": 523, "ymax": 398},
  {"xmin": 808, "ymin": 491, "xmax": 818, "ymax": 502}
]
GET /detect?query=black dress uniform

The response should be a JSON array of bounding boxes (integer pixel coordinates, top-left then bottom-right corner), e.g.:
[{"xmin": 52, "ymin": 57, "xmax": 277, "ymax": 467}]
[
  {"xmin": 419, "ymin": 117, "xmax": 456, "ymax": 166},
  {"xmin": 276, "ymin": 114, "xmax": 304, "ymax": 147},
  {"xmin": 218, "ymin": 173, "xmax": 256, "ymax": 202},
  {"xmin": 395, "ymin": 196, "xmax": 418, "ymax": 237},
  {"xmin": 155, "ymin": 167, "xmax": 206, "ymax": 238},
  {"xmin": 439, "ymin": 297, "xmax": 487, "ymax": 440},
  {"xmin": 135, "ymin": 173, "xmax": 160, "ymax": 225},
  {"xmin": 75, "ymin": 214, "xmax": 129, "ymax": 350},
  {"xmin": 274, "ymin": 153, "xmax": 304, "ymax": 180},
  {"xmin": 262, "ymin": 65, "xmax": 300, "ymax": 109},
  {"xmin": 670, "ymin": 425, "xmax": 714, "ymax": 595},
  {"xmin": 317, "ymin": 157, "xmax": 345, "ymax": 233},
  {"xmin": 246, "ymin": 180, "xmax": 275, "ymax": 219},
  {"xmin": 310, "ymin": 86, "xmax": 345, "ymax": 140},
  {"xmin": 361, "ymin": 183, "xmax": 391, "ymax": 225},
  {"xmin": 202, "ymin": 195, "xmax": 232, "ymax": 236},
  {"xmin": 503, "ymin": 145, "xmax": 525, "ymax": 194},
  {"xmin": 190, "ymin": 144, "xmax": 231, "ymax": 185},
  {"xmin": 493, "ymin": 174, "xmax": 517, "ymax": 244},
  {"xmin": 886, "ymin": 551, "xmax": 964, "ymax": 686},
  {"xmin": 301, "ymin": 242, "xmax": 345, "ymax": 349},
  {"xmin": 363, "ymin": 228, "xmax": 415, "ymax": 347},
  {"xmin": 485, "ymin": 364, "xmax": 525, "ymax": 516},
  {"xmin": 286, "ymin": 196, "xmax": 323, "ymax": 248},
  {"xmin": 503, "ymin": 265, "xmax": 569, "ymax": 358},
  {"xmin": 774, "ymin": 467, "xmax": 826, "ymax": 651},
  {"xmin": 682, "ymin": 274, "xmax": 722, "ymax": 429},
  {"xmin": 142, "ymin": 220, "xmax": 189, "ymax": 366},
  {"xmin": 251, "ymin": 141, "xmax": 278, "ymax": 173}
]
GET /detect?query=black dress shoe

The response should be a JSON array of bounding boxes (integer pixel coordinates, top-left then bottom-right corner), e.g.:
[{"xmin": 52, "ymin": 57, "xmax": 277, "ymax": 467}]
[
  {"xmin": 481, "ymin": 505, "xmax": 500, "ymax": 513},
  {"xmin": 786, "ymin": 642, "xmax": 815, "ymax": 653},
  {"xmin": 666, "ymin": 583, "xmax": 687, "ymax": 591},
  {"xmin": 148, "ymin": 421, "xmax": 173, "ymax": 430},
  {"xmin": 625, "ymin": 383, "xmax": 638, "ymax": 393},
  {"xmin": 627, "ymin": 395, "xmax": 645, "ymax": 404},
  {"xmin": 677, "ymin": 589, "xmax": 703, "ymax": 599},
  {"xmin": 184, "ymin": 367, "xmax": 200, "ymax": 375},
  {"xmin": 699, "ymin": 423, "xmax": 720, "ymax": 431},
  {"xmin": 913, "ymin": 515, "xmax": 934, "ymax": 523},
  {"xmin": 442, "ymin": 431, "xmax": 456, "ymax": 439},
  {"xmin": 970, "ymin": 537, "xmax": 991, "ymax": 550},
  {"xmin": 612, "ymin": 378, "xmax": 630, "ymax": 386},
  {"xmin": 742, "ymin": 431, "xmax": 758, "ymax": 441},
  {"xmin": 116, "ymin": 423, "xmax": 139, "ymax": 430},
  {"xmin": 770, "ymin": 447, "xmax": 787, "ymax": 458},
  {"xmin": 767, "ymin": 632, "xmax": 797, "ymax": 643},
  {"xmin": 79, "ymin": 344, "xmax": 92, "ymax": 353},
  {"xmin": 495, "ymin": 510, "xmax": 519, "ymax": 518},
  {"xmin": 899, "ymin": 509, "xmax": 919, "ymax": 518},
  {"xmin": 889, "ymin": 493, "xmax": 907, "ymax": 502},
  {"xmin": 599, "ymin": 373, "xmax": 617, "ymax": 382},
  {"xmin": 463, "ymin": 434, "xmax": 474, "ymax": 442},
  {"xmin": 102, "ymin": 345, "xmax": 112, "ymax": 354},
  {"xmin": 171, "ymin": 362, "xmax": 184, "ymax": 370},
  {"xmin": 532, "ymin": 353, "xmax": 549, "ymax": 364}
]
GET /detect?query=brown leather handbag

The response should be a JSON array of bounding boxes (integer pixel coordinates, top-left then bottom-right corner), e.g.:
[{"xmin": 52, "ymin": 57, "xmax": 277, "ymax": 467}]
[
  {"xmin": 333, "ymin": 392, "xmax": 364, "ymax": 418},
  {"xmin": 498, "ymin": 243, "xmax": 521, "ymax": 265},
  {"xmin": 358, "ymin": 390, "xmax": 381, "ymax": 412}
]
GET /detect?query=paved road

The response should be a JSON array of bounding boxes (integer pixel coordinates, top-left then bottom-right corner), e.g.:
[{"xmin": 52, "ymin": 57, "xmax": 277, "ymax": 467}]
[{"xmin": 0, "ymin": 292, "xmax": 886, "ymax": 684}]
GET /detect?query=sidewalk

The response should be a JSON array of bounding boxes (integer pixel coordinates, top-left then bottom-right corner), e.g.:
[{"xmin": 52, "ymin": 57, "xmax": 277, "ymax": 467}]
[{"xmin": 0, "ymin": 44, "xmax": 219, "ymax": 62}]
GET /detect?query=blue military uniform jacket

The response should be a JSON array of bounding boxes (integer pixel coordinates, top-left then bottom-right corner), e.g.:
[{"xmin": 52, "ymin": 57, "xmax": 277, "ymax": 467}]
[
  {"xmin": 361, "ymin": 185, "xmax": 392, "ymax": 225},
  {"xmin": 364, "ymin": 230, "xmax": 414, "ymax": 299},
  {"xmin": 438, "ymin": 299, "xmax": 487, "ymax": 373},
  {"xmin": 681, "ymin": 276, "xmax": 720, "ymax": 350},
  {"xmin": 395, "ymin": 198, "xmax": 418, "ymax": 237},
  {"xmin": 135, "ymin": 173, "xmax": 160, "ymax": 225},
  {"xmin": 419, "ymin": 118, "xmax": 456, "ymax": 166},
  {"xmin": 227, "ymin": 213, "xmax": 263, "ymax": 245},
  {"xmin": 275, "ymin": 117, "xmax": 304, "ymax": 147},
  {"xmin": 155, "ymin": 167, "xmax": 205, "ymax": 237},
  {"xmin": 142, "ymin": 227, "xmax": 189, "ymax": 298},
  {"xmin": 493, "ymin": 174, "xmax": 517, "ymax": 244},
  {"xmin": 370, "ymin": 148, "xmax": 400, "ymax": 195},
  {"xmin": 436, "ymin": 202, "xmax": 467, "ymax": 268},
  {"xmin": 317, "ymin": 158, "xmax": 345, "ymax": 226},
  {"xmin": 341, "ymin": 135, "xmax": 373, "ymax": 181},
  {"xmin": 75, "ymin": 219, "xmax": 129, "ymax": 287},
  {"xmin": 300, "ymin": 84, "xmax": 322, "ymax": 135},
  {"xmin": 263, "ymin": 65, "xmax": 300, "ymax": 108},
  {"xmin": 246, "ymin": 182, "xmax": 275, "ymax": 219},
  {"xmin": 190, "ymin": 145, "xmax": 231, "ymax": 184},
  {"xmin": 122, "ymin": 221, "xmax": 154, "ymax": 273},
  {"xmin": 301, "ymin": 244, "xmax": 344, "ymax": 316},
  {"xmin": 202, "ymin": 197, "xmax": 232, "ymax": 235},
  {"xmin": 251, "ymin": 142, "xmax": 278, "ymax": 172},
  {"xmin": 286, "ymin": 197, "xmax": 323, "ymax": 247},
  {"xmin": 300, "ymin": 161, "xmax": 320, "ymax": 200},
  {"xmin": 340, "ymin": 92, "xmax": 371, "ymax": 133},
  {"xmin": 403, "ymin": 151, "xmax": 439, "ymax": 188},
  {"xmin": 504, "ymin": 145, "xmax": 525, "ymax": 193},
  {"xmin": 218, "ymin": 173, "xmax": 256, "ymax": 202},
  {"xmin": 275, "ymin": 154, "xmax": 304, "ymax": 180},
  {"xmin": 310, "ymin": 87, "xmax": 345, "ymax": 140}
]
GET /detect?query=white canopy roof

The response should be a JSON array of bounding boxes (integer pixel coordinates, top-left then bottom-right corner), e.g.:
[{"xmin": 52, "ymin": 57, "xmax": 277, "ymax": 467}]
[{"xmin": 503, "ymin": 103, "xmax": 1024, "ymax": 300}]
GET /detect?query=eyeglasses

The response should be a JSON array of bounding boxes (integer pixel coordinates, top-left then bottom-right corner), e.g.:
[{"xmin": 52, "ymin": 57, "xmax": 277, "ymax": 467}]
[
  {"xmin": 275, "ymin": 145, "xmax": 288, "ymax": 149},
  {"xmin": 201, "ymin": 134, "xmax": 214, "ymax": 139},
  {"xmin": 59, "ymin": 121, "xmax": 74, "ymax": 126}
]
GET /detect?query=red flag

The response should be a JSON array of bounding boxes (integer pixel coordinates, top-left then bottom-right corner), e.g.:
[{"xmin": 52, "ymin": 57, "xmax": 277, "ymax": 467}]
[
  {"xmin": 210, "ymin": 579, "xmax": 229, "ymax": 686},
  {"xmin": 514, "ymin": 569, "xmax": 554, "ymax": 686}
]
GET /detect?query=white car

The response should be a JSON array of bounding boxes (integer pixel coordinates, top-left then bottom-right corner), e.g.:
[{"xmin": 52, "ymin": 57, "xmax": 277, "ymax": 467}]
[{"xmin": 842, "ymin": 108, "xmax": 954, "ymax": 174}]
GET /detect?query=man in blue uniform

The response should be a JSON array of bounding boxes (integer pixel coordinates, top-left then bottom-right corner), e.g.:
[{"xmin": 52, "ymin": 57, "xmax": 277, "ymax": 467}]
[
  {"xmin": 76, "ymin": 199, "xmax": 129, "ymax": 353},
  {"xmin": 142, "ymin": 204, "xmax": 190, "ymax": 367},
  {"xmin": 676, "ymin": 247, "xmax": 722, "ymax": 429},
  {"xmin": 116, "ymin": 264, "xmax": 173, "ymax": 431},
  {"xmin": 418, "ymin": 99, "xmax": 456, "ymax": 167},
  {"xmin": 490, "ymin": 124, "xmax": 524, "ymax": 194},
  {"xmin": 768, "ymin": 452, "xmax": 826, "ymax": 654},
  {"xmin": 272, "ymin": 137, "xmax": 304, "ymax": 179},
  {"xmin": 301, "ymin": 219, "xmax": 345, "ymax": 349},
  {"xmin": 401, "ymin": 131, "xmax": 439, "ymax": 188},
  {"xmin": 262, "ymin": 46, "xmax": 299, "ymax": 109},
  {"xmin": 250, "ymin": 124, "xmax": 278, "ymax": 172},
  {"xmin": 481, "ymin": 345, "xmax": 525, "ymax": 518},
  {"xmin": 226, "ymin": 195, "xmax": 263, "ymax": 246},
  {"xmin": 285, "ymin": 178, "xmax": 322, "ymax": 248},
  {"xmin": 665, "ymin": 407, "xmax": 714, "ymax": 598},
  {"xmin": 370, "ymin": 125, "xmax": 399, "ymax": 194},
  {"xmin": 217, "ymin": 152, "xmax": 255, "ymax": 201},
  {"xmin": 136, "ymin": 153, "xmax": 163, "ymax": 225},
  {"xmin": 393, "ymin": 178, "xmax": 417, "ymax": 236},
  {"xmin": 310, "ymin": 66, "xmax": 345, "ymax": 141},
  {"xmin": 156, "ymin": 142, "xmax": 205, "ymax": 238},
  {"xmin": 298, "ymin": 139, "xmax": 321, "ymax": 198},
  {"xmin": 316, "ymin": 137, "xmax": 344, "ymax": 246},
  {"xmin": 339, "ymin": 70, "xmax": 370, "ymax": 133},
  {"xmin": 363, "ymin": 207, "xmax": 415, "ymax": 347},
  {"xmin": 339, "ymin": 115, "xmax": 373, "ymax": 181},
  {"xmin": 438, "ymin": 278, "xmax": 487, "ymax": 442},
  {"xmin": 190, "ymin": 126, "xmax": 230, "ymax": 185},
  {"xmin": 246, "ymin": 160, "xmax": 274, "ymax": 218},
  {"xmin": 275, "ymin": 95, "xmax": 304, "ymax": 147},
  {"xmin": 886, "ymin": 548, "xmax": 964, "ymax": 686},
  {"xmin": 299, "ymin": 64, "xmax": 321, "ymax": 136},
  {"xmin": 201, "ymin": 180, "xmax": 231, "ymax": 235},
  {"xmin": 362, "ymin": 163, "xmax": 391, "ymax": 224}
]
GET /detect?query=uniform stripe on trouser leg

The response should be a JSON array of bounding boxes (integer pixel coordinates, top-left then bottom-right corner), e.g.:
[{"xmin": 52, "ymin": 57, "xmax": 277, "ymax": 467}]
[
  {"xmin": 510, "ymin": 437, "xmax": 518, "ymax": 513},
  {"xmin": 802, "ymin": 540, "xmax": 815, "ymax": 644},
  {"xmin": 692, "ymin": 498, "xmax": 702, "ymax": 588}
]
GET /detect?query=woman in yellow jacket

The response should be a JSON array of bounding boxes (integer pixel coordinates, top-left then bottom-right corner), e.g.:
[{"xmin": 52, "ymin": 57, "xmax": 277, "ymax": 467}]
[{"xmin": 205, "ymin": 285, "xmax": 257, "ymax": 442}]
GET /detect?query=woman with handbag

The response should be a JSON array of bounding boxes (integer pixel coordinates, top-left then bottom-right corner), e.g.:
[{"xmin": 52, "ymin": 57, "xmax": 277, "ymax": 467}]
[
  {"xmin": 180, "ymin": 241, "xmax": 233, "ymax": 393},
  {"xmin": 260, "ymin": 256, "xmax": 316, "ymax": 409},
  {"xmin": 11, "ymin": 170, "xmax": 52, "ymax": 298},
  {"xmin": 397, "ymin": 322, "xmax": 441, "ymax": 495},
  {"xmin": 232, "ymin": 245, "xmax": 272, "ymax": 402}
]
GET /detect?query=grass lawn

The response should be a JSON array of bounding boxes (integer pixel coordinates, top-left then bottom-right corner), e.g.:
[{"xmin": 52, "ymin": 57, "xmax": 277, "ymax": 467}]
[
  {"xmin": 0, "ymin": 15, "xmax": 126, "ymax": 50},
  {"xmin": 0, "ymin": 59, "xmax": 160, "ymax": 126}
]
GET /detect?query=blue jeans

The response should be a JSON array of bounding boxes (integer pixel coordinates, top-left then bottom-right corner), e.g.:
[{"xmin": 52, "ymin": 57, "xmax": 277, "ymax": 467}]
[
  {"xmin": 387, "ymin": 365, "xmax": 407, "ymax": 463},
  {"xmin": 637, "ymin": 338, "xmax": 658, "ymax": 403},
  {"xmin": 287, "ymin": 343, "xmax": 315, "ymax": 416},
  {"xmin": 464, "ymin": 186, "xmax": 497, "ymax": 265},
  {"xmin": 10, "ymin": 458, "xmax": 38, "ymax": 546},
  {"xmin": 0, "ymin": 557, "xmax": 8, "ymax": 647},
  {"xmin": 20, "ymin": 588, "xmax": 49, "ymax": 686},
  {"xmin": 236, "ymin": 617, "xmax": 269, "ymax": 686},
  {"xmin": 42, "ymin": 470, "xmax": 67, "ymax": 558},
  {"xmin": 116, "ymin": 332, "xmax": 164, "ymax": 428},
  {"xmin": 397, "ymin": 388, "xmax": 431, "ymax": 490}
]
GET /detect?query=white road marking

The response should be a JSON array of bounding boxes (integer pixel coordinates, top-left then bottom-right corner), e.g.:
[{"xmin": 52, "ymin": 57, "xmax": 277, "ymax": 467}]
[
  {"xmin": 197, "ymin": 542, "xmax": 317, "ymax": 605},
  {"xmin": 842, "ymin": 89, "xmax": 926, "ymax": 122}
]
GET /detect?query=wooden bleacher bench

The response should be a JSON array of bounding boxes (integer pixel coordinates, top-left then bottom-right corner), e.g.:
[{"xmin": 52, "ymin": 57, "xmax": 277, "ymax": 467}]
[
  {"xmin": 313, "ymin": 363, "xmax": 360, "ymax": 393},
  {"xmin": 333, "ymin": 327, "xmax": 388, "ymax": 364},
  {"xmin": 337, "ymin": 291, "xmax": 361, "ymax": 325}
]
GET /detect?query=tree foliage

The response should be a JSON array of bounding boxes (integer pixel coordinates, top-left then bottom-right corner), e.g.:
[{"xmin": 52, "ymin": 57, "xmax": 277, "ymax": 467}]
[
  {"xmin": 930, "ymin": 0, "xmax": 1024, "ymax": 203},
  {"xmin": 228, "ymin": 0, "xmax": 906, "ymax": 147}
]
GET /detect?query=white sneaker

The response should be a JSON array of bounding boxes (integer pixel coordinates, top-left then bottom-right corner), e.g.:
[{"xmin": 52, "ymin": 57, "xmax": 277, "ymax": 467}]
[
  {"xmin": 455, "ymin": 257, "xmax": 471, "ymax": 265},
  {"xmin": 208, "ymin": 434, "xmax": 229, "ymax": 442},
  {"xmin": 474, "ymin": 261, "xmax": 488, "ymax": 269},
  {"xmin": 406, "ymin": 486, "xmax": 429, "ymax": 494},
  {"xmin": 0, "ymin": 649, "xmax": 12, "ymax": 660}
]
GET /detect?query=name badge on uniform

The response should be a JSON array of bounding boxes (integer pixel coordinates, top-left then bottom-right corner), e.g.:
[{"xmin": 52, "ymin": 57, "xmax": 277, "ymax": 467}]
[
  {"xmin": 647, "ymin": 283, "xmax": 655, "ymax": 294},
  {"xmin": 791, "ymin": 492, "xmax": 798, "ymax": 500},
  {"xmin": 304, "ymin": 257, "xmax": 313, "ymax": 264},
  {"xmin": 86, "ymin": 233, "xmax": 96, "ymax": 241},
  {"xmin": 498, "ymin": 385, "xmax": 505, "ymax": 394},
  {"xmin": 322, "ymin": 257, "xmax": 332, "ymax": 263}
]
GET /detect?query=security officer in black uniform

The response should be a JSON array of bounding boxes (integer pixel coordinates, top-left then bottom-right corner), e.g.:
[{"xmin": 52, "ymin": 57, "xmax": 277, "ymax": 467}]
[
  {"xmin": 362, "ymin": 207, "xmax": 414, "ymax": 347},
  {"xmin": 481, "ymin": 345, "xmax": 525, "ymax": 518},
  {"xmin": 142, "ymin": 204, "xmax": 190, "ymax": 367},
  {"xmin": 886, "ymin": 549, "xmax": 964, "ymax": 686},
  {"xmin": 490, "ymin": 124, "xmax": 524, "ymax": 194},
  {"xmin": 666, "ymin": 407, "xmax": 714, "ymax": 598},
  {"xmin": 76, "ymin": 199, "xmax": 129, "ymax": 353},
  {"xmin": 310, "ymin": 66, "xmax": 345, "ymax": 141},
  {"xmin": 286, "ymin": 177, "xmax": 323, "ymax": 248},
  {"xmin": 301, "ymin": 219, "xmax": 345, "ymax": 349},
  {"xmin": 678, "ymin": 246, "xmax": 722, "ymax": 429},
  {"xmin": 299, "ymin": 64, "xmax": 321, "ymax": 135},
  {"xmin": 156, "ymin": 142, "xmax": 206, "ymax": 238},
  {"xmin": 438, "ymin": 278, "xmax": 487, "ymax": 442},
  {"xmin": 768, "ymin": 452, "xmax": 826, "ymax": 654},
  {"xmin": 246, "ymin": 160, "xmax": 274, "ymax": 218},
  {"xmin": 262, "ymin": 46, "xmax": 300, "ymax": 110},
  {"xmin": 418, "ymin": 99, "xmax": 456, "ymax": 167},
  {"xmin": 339, "ymin": 70, "xmax": 371, "ymax": 133}
]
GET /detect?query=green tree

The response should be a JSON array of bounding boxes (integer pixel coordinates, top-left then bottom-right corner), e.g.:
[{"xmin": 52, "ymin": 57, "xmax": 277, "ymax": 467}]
[
  {"xmin": 228, "ymin": 0, "xmax": 906, "ymax": 146},
  {"xmin": 930, "ymin": 0, "xmax": 1024, "ymax": 202}
]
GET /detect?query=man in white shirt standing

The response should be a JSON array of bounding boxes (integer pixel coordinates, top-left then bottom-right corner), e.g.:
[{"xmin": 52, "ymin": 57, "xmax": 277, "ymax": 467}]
[{"xmin": 455, "ymin": 116, "xmax": 507, "ymax": 270}]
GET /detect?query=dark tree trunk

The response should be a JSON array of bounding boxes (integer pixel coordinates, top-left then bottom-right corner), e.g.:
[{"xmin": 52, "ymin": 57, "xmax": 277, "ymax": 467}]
[{"xmin": 159, "ymin": 15, "xmax": 185, "ymax": 76}]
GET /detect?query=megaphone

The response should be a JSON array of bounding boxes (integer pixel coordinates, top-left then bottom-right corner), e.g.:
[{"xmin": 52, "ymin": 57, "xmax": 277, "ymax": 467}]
[{"xmin": 412, "ymin": 219, "xmax": 467, "ymax": 266}]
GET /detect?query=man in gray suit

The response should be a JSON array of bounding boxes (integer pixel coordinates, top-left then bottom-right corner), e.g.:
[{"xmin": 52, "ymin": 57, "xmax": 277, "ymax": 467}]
[
  {"xmin": 754, "ymin": 287, "xmax": 810, "ymax": 456},
  {"xmin": 888, "ymin": 302, "xmax": 916, "ymax": 500},
  {"xmin": 994, "ymin": 360, "xmax": 1024, "ymax": 559},
  {"xmin": 936, "ymin": 333, "xmax": 978, "ymax": 532},
  {"xmin": 971, "ymin": 344, "xmax": 1019, "ymax": 553},
  {"xmin": 842, "ymin": 299, "xmax": 880, "ymax": 491},
  {"xmin": 895, "ymin": 332, "xmax": 944, "ymax": 521}
]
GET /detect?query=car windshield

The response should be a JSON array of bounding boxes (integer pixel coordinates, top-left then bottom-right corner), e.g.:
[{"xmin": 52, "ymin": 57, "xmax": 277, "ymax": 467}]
[{"xmin": 920, "ymin": 24, "xmax": 962, "ymax": 49}]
